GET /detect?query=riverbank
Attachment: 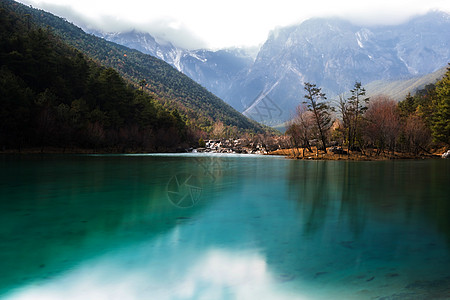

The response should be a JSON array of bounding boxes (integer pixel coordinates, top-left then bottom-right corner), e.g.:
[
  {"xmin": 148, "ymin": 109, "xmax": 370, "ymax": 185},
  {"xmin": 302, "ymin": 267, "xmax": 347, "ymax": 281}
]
[
  {"xmin": 268, "ymin": 147, "xmax": 444, "ymax": 161},
  {"xmin": 1, "ymin": 146, "xmax": 447, "ymax": 160}
]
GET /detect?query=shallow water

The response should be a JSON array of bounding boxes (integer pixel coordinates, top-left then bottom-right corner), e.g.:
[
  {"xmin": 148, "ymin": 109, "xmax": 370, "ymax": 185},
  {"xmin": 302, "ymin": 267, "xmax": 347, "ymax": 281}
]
[{"xmin": 0, "ymin": 154, "xmax": 449, "ymax": 299}]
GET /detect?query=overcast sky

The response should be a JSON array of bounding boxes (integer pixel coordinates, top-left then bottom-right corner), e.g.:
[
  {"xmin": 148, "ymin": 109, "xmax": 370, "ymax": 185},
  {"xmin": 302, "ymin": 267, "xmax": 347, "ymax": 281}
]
[{"xmin": 18, "ymin": 0, "xmax": 450, "ymax": 49}]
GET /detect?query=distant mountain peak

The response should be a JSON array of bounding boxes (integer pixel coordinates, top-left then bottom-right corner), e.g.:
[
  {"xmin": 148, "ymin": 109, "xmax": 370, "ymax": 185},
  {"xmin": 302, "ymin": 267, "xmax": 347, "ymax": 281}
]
[
  {"xmin": 90, "ymin": 11, "xmax": 449, "ymax": 127},
  {"xmin": 226, "ymin": 11, "xmax": 450, "ymax": 125}
]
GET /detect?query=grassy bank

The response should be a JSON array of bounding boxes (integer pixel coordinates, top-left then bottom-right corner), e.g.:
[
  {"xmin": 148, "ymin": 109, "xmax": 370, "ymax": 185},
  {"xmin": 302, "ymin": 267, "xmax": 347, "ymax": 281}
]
[{"xmin": 268, "ymin": 147, "xmax": 443, "ymax": 161}]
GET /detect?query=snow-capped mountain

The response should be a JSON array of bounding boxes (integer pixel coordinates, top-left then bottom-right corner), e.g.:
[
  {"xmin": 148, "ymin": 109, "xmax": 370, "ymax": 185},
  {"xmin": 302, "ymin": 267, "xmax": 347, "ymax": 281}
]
[
  {"xmin": 93, "ymin": 30, "xmax": 255, "ymax": 100},
  {"xmin": 93, "ymin": 11, "xmax": 450, "ymax": 126},
  {"xmin": 228, "ymin": 11, "xmax": 450, "ymax": 124}
]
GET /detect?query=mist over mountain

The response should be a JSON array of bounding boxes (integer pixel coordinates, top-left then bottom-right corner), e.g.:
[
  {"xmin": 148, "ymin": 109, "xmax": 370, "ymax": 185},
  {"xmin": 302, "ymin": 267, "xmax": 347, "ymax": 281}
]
[
  {"xmin": 2, "ymin": 0, "xmax": 267, "ymax": 137},
  {"xmin": 93, "ymin": 30, "xmax": 257, "ymax": 102},
  {"xmin": 233, "ymin": 11, "xmax": 450, "ymax": 124},
  {"xmin": 94, "ymin": 11, "xmax": 449, "ymax": 126}
]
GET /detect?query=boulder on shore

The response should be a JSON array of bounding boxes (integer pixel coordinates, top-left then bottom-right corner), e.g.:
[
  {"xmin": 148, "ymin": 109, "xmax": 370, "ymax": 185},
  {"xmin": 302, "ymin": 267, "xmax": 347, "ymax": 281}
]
[{"xmin": 442, "ymin": 150, "xmax": 450, "ymax": 158}]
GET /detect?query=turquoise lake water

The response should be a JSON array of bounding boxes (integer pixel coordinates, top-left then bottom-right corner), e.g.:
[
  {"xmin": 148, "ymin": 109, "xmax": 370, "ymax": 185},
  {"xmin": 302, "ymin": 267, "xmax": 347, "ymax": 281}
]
[{"xmin": 0, "ymin": 154, "xmax": 449, "ymax": 299}]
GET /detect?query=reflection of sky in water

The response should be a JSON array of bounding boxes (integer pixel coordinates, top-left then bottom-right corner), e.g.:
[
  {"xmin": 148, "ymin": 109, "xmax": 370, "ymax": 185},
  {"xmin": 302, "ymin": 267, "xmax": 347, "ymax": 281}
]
[
  {"xmin": 4, "ymin": 228, "xmax": 302, "ymax": 300},
  {"xmin": 1, "ymin": 155, "xmax": 450, "ymax": 299}
]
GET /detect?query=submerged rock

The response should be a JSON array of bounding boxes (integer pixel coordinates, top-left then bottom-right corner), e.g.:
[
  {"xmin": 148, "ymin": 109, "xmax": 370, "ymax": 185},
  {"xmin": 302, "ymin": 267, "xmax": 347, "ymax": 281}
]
[{"xmin": 314, "ymin": 271, "xmax": 329, "ymax": 278}]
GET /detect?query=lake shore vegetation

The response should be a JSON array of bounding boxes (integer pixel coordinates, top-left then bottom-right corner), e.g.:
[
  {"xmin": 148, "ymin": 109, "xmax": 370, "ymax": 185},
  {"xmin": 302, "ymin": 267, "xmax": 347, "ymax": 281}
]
[{"xmin": 285, "ymin": 71, "xmax": 450, "ymax": 160}]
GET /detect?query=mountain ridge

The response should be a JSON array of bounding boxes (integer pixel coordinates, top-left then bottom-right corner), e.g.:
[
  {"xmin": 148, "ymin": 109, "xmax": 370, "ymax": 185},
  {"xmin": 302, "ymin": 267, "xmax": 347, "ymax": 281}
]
[
  {"xmin": 93, "ymin": 29, "xmax": 257, "ymax": 103},
  {"xmin": 91, "ymin": 11, "xmax": 450, "ymax": 126},
  {"xmin": 0, "ymin": 0, "xmax": 196, "ymax": 151},
  {"xmin": 228, "ymin": 11, "xmax": 450, "ymax": 124},
  {"xmin": 3, "ymin": 0, "xmax": 266, "ymax": 133}
]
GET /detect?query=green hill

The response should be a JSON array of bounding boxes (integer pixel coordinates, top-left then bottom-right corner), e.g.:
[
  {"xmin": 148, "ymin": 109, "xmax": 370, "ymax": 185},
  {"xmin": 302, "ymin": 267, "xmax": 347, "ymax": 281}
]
[
  {"xmin": 1, "ymin": 0, "xmax": 264, "ymax": 134},
  {"xmin": 0, "ymin": 1, "xmax": 193, "ymax": 151}
]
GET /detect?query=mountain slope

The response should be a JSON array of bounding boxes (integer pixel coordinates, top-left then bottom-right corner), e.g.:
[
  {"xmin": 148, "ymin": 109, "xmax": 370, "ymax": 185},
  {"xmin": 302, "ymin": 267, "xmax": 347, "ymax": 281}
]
[
  {"xmin": 95, "ymin": 30, "xmax": 255, "ymax": 102},
  {"xmin": 227, "ymin": 12, "xmax": 450, "ymax": 124},
  {"xmin": 95, "ymin": 12, "xmax": 450, "ymax": 127},
  {"xmin": 0, "ymin": 1, "xmax": 191, "ymax": 151},
  {"xmin": 365, "ymin": 67, "xmax": 448, "ymax": 101},
  {"xmin": 3, "ymin": 0, "xmax": 265, "ymax": 133}
]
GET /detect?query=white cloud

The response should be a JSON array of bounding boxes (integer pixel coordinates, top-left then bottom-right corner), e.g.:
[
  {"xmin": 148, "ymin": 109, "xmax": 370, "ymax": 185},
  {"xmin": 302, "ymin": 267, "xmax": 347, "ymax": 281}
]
[
  {"xmin": 3, "ymin": 248, "xmax": 305, "ymax": 300},
  {"xmin": 17, "ymin": 0, "xmax": 450, "ymax": 49}
]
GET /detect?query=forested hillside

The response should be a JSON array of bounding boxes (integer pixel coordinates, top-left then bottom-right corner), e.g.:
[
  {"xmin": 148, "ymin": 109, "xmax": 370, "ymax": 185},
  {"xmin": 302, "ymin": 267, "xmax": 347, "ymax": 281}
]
[
  {"xmin": 1, "ymin": 0, "xmax": 264, "ymax": 133},
  {"xmin": 227, "ymin": 13, "xmax": 450, "ymax": 125},
  {"xmin": 397, "ymin": 69, "xmax": 450, "ymax": 147},
  {"xmin": 0, "ymin": 2, "xmax": 191, "ymax": 151}
]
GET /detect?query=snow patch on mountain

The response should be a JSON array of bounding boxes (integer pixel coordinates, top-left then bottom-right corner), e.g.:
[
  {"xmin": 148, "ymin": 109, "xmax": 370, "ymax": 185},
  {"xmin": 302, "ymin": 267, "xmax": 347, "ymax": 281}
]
[{"xmin": 90, "ymin": 11, "xmax": 449, "ymax": 126}]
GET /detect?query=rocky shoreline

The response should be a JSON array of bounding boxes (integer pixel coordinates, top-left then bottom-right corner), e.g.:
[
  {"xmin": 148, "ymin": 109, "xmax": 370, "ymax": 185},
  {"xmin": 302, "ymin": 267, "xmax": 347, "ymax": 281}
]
[{"xmin": 192, "ymin": 139, "xmax": 274, "ymax": 155}]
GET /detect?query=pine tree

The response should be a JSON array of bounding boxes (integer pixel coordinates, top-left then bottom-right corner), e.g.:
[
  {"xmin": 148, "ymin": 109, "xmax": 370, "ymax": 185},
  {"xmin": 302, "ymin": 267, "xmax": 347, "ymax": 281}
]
[
  {"xmin": 347, "ymin": 82, "xmax": 369, "ymax": 150},
  {"xmin": 432, "ymin": 66, "xmax": 450, "ymax": 145},
  {"xmin": 303, "ymin": 82, "xmax": 332, "ymax": 151},
  {"xmin": 398, "ymin": 92, "xmax": 416, "ymax": 119}
]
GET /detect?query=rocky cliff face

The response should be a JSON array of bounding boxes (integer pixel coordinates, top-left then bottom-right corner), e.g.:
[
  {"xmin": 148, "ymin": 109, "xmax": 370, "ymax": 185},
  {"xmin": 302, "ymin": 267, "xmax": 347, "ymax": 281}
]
[
  {"xmin": 95, "ymin": 30, "xmax": 254, "ymax": 102},
  {"xmin": 94, "ymin": 11, "xmax": 450, "ymax": 125},
  {"xmin": 228, "ymin": 12, "xmax": 450, "ymax": 124}
]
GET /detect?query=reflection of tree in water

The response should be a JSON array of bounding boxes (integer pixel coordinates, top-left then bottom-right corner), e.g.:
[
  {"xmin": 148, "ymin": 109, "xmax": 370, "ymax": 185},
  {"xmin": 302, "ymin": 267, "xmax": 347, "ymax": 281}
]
[
  {"xmin": 282, "ymin": 159, "xmax": 450, "ymax": 300},
  {"xmin": 287, "ymin": 161, "xmax": 367, "ymax": 239},
  {"xmin": 287, "ymin": 160, "xmax": 450, "ymax": 247},
  {"xmin": 288, "ymin": 162, "xmax": 330, "ymax": 237},
  {"xmin": 339, "ymin": 162, "xmax": 367, "ymax": 239}
]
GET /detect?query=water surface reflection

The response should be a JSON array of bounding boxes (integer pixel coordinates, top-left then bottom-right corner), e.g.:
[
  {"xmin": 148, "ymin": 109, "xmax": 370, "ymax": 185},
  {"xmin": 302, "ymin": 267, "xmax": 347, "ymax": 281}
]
[{"xmin": 1, "ymin": 155, "xmax": 449, "ymax": 299}]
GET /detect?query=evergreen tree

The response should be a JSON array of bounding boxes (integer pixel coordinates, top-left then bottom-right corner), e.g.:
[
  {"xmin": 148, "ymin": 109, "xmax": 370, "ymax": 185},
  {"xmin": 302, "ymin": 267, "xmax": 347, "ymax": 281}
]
[
  {"xmin": 0, "ymin": 3, "xmax": 196, "ymax": 151},
  {"xmin": 303, "ymin": 82, "xmax": 332, "ymax": 151},
  {"xmin": 347, "ymin": 82, "xmax": 369, "ymax": 150},
  {"xmin": 432, "ymin": 66, "xmax": 450, "ymax": 145},
  {"xmin": 398, "ymin": 92, "xmax": 416, "ymax": 119}
]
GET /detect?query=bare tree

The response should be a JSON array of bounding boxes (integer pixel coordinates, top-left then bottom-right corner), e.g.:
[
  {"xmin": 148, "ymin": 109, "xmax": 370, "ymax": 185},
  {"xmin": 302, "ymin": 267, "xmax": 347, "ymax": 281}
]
[
  {"xmin": 211, "ymin": 121, "xmax": 225, "ymax": 139},
  {"xmin": 335, "ymin": 94, "xmax": 351, "ymax": 147},
  {"xmin": 287, "ymin": 104, "xmax": 315, "ymax": 157},
  {"xmin": 286, "ymin": 120, "xmax": 301, "ymax": 157},
  {"xmin": 364, "ymin": 95, "xmax": 400, "ymax": 155},
  {"xmin": 404, "ymin": 114, "xmax": 431, "ymax": 154}
]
